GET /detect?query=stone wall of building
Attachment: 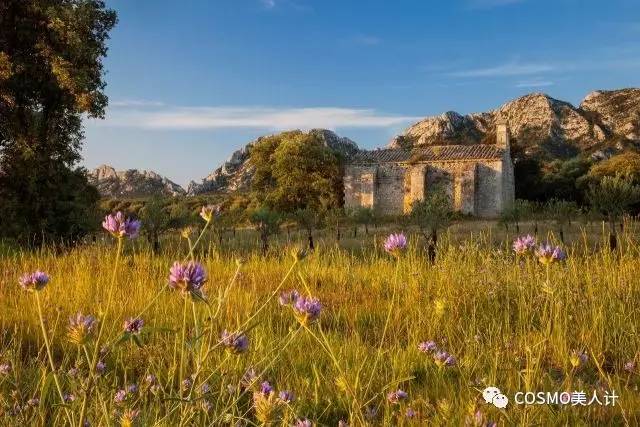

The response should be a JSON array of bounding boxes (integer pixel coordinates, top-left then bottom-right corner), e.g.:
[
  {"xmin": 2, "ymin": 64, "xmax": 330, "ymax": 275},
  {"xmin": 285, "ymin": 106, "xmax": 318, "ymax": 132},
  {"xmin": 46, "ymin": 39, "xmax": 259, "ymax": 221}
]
[
  {"xmin": 375, "ymin": 164, "xmax": 406, "ymax": 216},
  {"xmin": 344, "ymin": 155, "xmax": 513, "ymax": 218},
  {"xmin": 475, "ymin": 160, "xmax": 503, "ymax": 217},
  {"xmin": 344, "ymin": 165, "xmax": 378, "ymax": 209}
]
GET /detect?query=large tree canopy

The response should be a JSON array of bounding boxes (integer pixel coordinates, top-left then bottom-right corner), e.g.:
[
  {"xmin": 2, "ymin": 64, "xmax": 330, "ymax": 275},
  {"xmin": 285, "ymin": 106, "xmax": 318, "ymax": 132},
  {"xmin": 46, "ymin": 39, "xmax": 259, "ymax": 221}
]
[
  {"xmin": 0, "ymin": 0, "xmax": 116, "ymax": 243},
  {"xmin": 249, "ymin": 131, "xmax": 343, "ymax": 213}
]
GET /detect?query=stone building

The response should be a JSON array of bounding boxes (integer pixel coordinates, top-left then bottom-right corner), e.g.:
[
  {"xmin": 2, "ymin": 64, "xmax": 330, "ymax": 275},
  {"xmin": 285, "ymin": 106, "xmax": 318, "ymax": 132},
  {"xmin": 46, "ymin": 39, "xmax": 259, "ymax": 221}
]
[{"xmin": 343, "ymin": 122, "xmax": 515, "ymax": 217}]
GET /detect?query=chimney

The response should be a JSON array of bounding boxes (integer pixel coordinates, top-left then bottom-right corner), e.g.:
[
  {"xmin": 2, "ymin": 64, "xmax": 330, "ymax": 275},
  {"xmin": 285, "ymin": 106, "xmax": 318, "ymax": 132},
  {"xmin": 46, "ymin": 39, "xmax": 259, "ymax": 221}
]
[{"xmin": 496, "ymin": 116, "xmax": 510, "ymax": 150}]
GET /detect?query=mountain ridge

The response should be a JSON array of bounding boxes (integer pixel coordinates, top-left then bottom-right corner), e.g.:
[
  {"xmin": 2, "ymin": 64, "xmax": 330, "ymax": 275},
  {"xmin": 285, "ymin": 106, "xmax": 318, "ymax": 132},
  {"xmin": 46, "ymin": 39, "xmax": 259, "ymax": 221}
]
[{"xmin": 90, "ymin": 88, "xmax": 640, "ymax": 198}]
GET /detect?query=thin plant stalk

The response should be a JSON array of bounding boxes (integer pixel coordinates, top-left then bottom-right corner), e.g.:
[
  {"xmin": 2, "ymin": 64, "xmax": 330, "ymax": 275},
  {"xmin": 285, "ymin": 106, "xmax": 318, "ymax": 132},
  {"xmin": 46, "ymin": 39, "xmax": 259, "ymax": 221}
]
[
  {"xmin": 363, "ymin": 258, "xmax": 400, "ymax": 401},
  {"xmin": 34, "ymin": 292, "xmax": 74, "ymax": 426},
  {"xmin": 79, "ymin": 236, "xmax": 123, "ymax": 427}
]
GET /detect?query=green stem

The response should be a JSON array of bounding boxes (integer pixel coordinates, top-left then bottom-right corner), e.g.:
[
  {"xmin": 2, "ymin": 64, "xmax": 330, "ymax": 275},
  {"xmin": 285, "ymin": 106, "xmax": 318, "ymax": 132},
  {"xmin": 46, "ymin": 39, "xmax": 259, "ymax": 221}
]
[
  {"xmin": 178, "ymin": 296, "xmax": 189, "ymax": 397},
  {"xmin": 35, "ymin": 292, "xmax": 74, "ymax": 425},
  {"xmin": 363, "ymin": 257, "xmax": 400, "ymax": 402},
  {"xmin": 79, "ymin": 236, "xmax": 123, "ymax": 427}
]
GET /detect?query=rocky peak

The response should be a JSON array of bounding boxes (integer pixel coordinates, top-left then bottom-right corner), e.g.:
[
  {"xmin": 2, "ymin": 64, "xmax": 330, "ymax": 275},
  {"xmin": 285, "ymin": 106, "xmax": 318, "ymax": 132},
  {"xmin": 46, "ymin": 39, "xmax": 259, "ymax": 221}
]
[
  {"xmin": 88, "ymin": 165, "xmax": 185, "ymax": 198},
  {"xmin": 580, "ymin": 88, "xmax": 640, "ymax": 142},
  {"xmin": 393, "ymin": 88, "xmax": 640, "ymax": 159}
]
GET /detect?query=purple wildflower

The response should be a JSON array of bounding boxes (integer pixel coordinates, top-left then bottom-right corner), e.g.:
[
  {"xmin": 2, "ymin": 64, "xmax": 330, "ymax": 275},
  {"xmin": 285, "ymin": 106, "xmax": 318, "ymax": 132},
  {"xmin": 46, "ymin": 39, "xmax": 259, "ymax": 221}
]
[
  {"xmin": 95, "ymin": 361, "xmax": 106, "ymax": 374},
  {"xmin": 512, "ymin": 235, "xmax": 536, "ymax": 255},
  {"xmin": 123, "ymin": 317, "xmax": 144, "ymax": 335},
  {"xmin": 278, "ymin": 390, "xmax": 295, "ymax": 403},
  {"xmin": 67, "ymin": 367, "xmax": 79, "ymax": 377},
  {"xmin": 624, "ymin": 361, "xmax": 636, "ymax": 373},
  {"xmin": 294, "ymin": 419, "xmax": 313, "ymax": 427},
  {"xmin": 418, "ymin": 341, "xmax": 437, "ymax": 353},
  {"xmin": 169, "ymin": 261, "xmax": 207, "ymax": 298},
  {"xmin": 406, "ymin": 407, "xmax": 417, "ymax": 418},
  {"xmin": 67, "ymin": 313, "xmax": 98, "ymax": 345},
  {"xmin": 102, "ymin": 211, "xmax": 141, "ymax": 239},
  {"xmin": 127, "ymin": 384, "xmax": 138, "ymax": 394},
  {"xmin": 27, "ymin": 398, "xmax": 39, "ymax": 407},
  {"xmin": 145, "ymin": 374, "xmax": 157, "ymax": 385},
  {"xmin": 259, "ymin": 381, "xmax": 273, "ymax": 396},
  {"xmin": 434, "ymin": 351, "xmax": 456, "ymax": 368},
  {"xmin": 113, "ymin": 389, "xmax": 127, "ymax": 404},
  {"xmin": 387, "ymin": 389, "xmax": 408, "ymax": 404},
  {"xmin": 63, "ymin": 393, "xmax": 75, "ymax": 403},
  {"xmin": 0, "ymin": 363, "xmax": 10, "ymax": 375},
  {"xmin": 18, "ymin": 271, "xmax": 49, "ymax": 292},
  {"xmin": 220, "ymin": 330, "xmax": 250, "ymax": 354},
  {"xmin": 536, "ymin": 243, "xmax": 567, "ymax": 265},
  {"xmin": 383, "ymin": 233, "xmax": 408, "ymax": 257},
  {"xmin": 201, "ymin": 383, "xmax": 211, "ymax": 394},
  {"xmin": 278, "ymin": 289, "xmax": 300, "ymax": 306},
  {"xmin": 292, "ymin": 296, "xmax": 322, "ymax": 325},
  {"xmin": 181, "ymin": 378, "xmax": 193, "ymax": 391}
]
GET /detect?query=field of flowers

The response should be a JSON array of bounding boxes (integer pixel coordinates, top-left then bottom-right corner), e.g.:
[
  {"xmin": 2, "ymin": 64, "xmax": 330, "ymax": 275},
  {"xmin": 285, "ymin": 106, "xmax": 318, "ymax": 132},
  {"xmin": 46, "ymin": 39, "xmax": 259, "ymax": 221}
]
[{"xmin": 1, "ymin": 209, "xmax": 640, "ymax": 426}]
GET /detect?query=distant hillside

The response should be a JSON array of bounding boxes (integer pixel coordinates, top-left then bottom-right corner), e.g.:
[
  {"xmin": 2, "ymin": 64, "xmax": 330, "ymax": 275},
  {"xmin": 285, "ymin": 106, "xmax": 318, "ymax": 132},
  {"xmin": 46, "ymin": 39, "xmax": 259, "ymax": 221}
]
[
  {"xmin": 88, "ymin": 165, "xmax": 185, "ymax": 198},
  {"xmin": 391, "ymin": 88, "xmax": 640, "ymax": 160}
]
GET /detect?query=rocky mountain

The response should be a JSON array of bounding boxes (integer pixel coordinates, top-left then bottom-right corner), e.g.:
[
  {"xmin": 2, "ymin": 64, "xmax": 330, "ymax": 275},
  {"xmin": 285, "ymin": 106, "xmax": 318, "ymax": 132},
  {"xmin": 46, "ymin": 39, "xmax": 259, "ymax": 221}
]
[
  {"xmin": 391, "ymin": 88, "xmax": 640, "ymax": 160},
  {"xmin": 88, "ymin": 165, "xmax": 185, "ymax": 198},
  {"xmin": 187, "ymin": 129, "xmax": 358, "ymax": 195}
]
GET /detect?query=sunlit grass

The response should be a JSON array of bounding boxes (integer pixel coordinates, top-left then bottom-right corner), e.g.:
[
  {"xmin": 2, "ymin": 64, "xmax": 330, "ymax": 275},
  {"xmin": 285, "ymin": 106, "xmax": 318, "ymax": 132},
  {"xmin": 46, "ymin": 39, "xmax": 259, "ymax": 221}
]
[{"xmin": 1, "ymin": 220, "xmax": 640, "ymax": 425}]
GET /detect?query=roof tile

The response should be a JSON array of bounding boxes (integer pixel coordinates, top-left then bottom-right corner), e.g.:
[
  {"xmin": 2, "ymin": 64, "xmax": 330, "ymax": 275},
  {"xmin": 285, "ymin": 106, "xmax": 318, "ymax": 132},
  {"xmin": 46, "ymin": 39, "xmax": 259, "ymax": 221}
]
[{"xmin": 350, "ymin": 144, "xmax": 503, "ymax": 164}]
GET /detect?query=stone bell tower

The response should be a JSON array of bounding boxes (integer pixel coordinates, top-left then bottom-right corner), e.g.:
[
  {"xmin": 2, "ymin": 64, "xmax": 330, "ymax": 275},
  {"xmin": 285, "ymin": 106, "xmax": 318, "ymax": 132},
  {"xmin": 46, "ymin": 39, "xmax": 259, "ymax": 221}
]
[{"xmin": 496, "ymin": 116, "xmax": 510, "ymax": 149}]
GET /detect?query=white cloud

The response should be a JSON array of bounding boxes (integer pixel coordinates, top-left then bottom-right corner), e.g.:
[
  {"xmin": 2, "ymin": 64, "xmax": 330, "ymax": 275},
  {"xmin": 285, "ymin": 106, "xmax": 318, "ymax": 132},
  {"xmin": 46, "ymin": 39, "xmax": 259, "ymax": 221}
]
[
  {"xmin": 448, "ymin": 60, "xmax": 556, "ymax": 78},
  {"xmin": 515, "ymin": 80, "xmax": 555, "ymax": 88},
  {"xmin": 109, "ymin": 99, "xmax": 166, "ymax": 108},
  {"xmin": 92, "ymin": 104, "xmax": 419, "ymax": 131}
]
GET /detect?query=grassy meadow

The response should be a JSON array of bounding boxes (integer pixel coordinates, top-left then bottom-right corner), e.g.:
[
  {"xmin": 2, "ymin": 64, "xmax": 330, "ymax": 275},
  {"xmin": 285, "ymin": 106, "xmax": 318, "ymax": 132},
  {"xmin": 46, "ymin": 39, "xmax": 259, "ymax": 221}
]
[{"xmin": 1, "ymin": 218, "xmax": 640, "ymax": 426}]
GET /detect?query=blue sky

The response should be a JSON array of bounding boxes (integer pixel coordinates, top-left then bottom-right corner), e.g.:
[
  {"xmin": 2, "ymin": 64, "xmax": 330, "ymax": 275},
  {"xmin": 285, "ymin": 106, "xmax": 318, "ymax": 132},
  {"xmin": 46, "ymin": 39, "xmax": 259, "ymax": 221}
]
[{"xmin": 83, "ymin": 0, "xmax": 640, "ymax": 186}]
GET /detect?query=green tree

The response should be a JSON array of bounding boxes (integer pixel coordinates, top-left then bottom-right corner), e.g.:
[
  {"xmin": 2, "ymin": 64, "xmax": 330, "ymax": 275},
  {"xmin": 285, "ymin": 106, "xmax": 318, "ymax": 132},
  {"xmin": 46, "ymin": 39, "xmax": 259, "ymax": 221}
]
[
  {"xmin": 139, "ymin": 197, "xmax": 169, "ymax": 254},
  {"xmin": 545, "ymin": 199, "xmax": 580, "ymax": 243},
  {"xmin": 410, "ymin": 191, "xmax": 452, "ymax": 262},
  {"xmin": 0, "ymin": 0, "xmax": 117, "ymax": 244},
  {"xmin": 325, "ymin": 208, "xmax": 346, "ymax": 242},
  {"xmin": 348, "ymin": 206, "xmax": 375, "ymax": 235},
  {"xmin": 292, "ymin": 207, "xmax": 322, "ymax": 250},
  {"xmin": 499, "ymin": 199, "xmax": 528, "ymax": 233},
  {"xmin": 587, "ymin": 175, "xmax": 640, "ymax": 251},
  {"xmin": 249, "ymin": 207, "xmax": 281, "ymax": 255},
  {"xmin": 249, "ymin": 131, "xmax": 342, "ymax": 212}
]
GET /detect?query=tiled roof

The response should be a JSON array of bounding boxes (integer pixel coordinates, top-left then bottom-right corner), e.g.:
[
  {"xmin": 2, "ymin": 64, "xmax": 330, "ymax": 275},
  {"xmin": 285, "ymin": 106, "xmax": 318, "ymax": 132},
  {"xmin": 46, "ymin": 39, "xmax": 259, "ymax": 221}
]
[{"xmin": 350, "ymin": 144, "xmax": 504, "ymax": 164}]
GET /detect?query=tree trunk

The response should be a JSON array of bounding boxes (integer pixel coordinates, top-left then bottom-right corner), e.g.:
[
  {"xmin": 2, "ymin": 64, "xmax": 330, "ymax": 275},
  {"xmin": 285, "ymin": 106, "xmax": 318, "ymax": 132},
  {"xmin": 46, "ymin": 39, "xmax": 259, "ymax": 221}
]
[
  {"xmin": 308, "ymin": 231, "xmax": 315, "ymax": 251},
  {"xmin": 365, "ymin": 224, "xmax": 369, "ymax": 235},
  {"xmin": 534, "ymin": 222, "xmax": 538, "ymax": 236},
  {"xmin": 336, "ymin": 228, "xmax": 341, "ymax": 241},
  {"xmin": 427, "ymin": 230, "xmax": 438, "ymax": 263},
  {"xmin": 261, "ymin": 232, "xmax": 269, "ymax": 256},
  {"xmin": 609, "ymin": 219, "xmax": 618, "ymax": 252},
  {"xmin": 559, "ymin": 227, "xmax": 565, "ymax": 244},
  {"xmin": 353, "ymin": 226, "xmax": 357, "ymax": 238}
]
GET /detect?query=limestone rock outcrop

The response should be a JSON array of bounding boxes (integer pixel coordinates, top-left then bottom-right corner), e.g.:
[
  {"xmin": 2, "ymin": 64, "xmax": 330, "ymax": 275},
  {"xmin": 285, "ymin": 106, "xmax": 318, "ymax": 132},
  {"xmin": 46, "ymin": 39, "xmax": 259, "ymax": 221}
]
[
  {"xmin": 392, "ymin": 88, "xmax": 640, "ymax": 160},
  {"xmin": 88, "ymin": 165, "xmax": 185, "ymax": 198}
]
